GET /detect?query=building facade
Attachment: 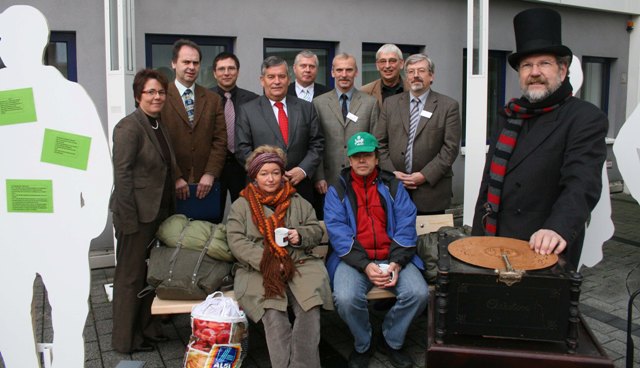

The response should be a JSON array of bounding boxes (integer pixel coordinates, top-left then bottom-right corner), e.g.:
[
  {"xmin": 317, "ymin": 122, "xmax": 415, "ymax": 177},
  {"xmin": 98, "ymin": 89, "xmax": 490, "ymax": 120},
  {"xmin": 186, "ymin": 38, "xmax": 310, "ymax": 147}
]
[{"xmin": 2, "ymin": 0, "xmax": 637, "ymax": 252}]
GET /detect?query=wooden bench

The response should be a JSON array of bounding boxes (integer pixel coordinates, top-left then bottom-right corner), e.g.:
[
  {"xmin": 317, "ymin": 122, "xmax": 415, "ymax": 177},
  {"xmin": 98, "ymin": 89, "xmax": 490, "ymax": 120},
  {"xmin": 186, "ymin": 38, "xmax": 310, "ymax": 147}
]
[{"xmin": 151, "ymin": 214, "xmax": 453, "ymax": 314}]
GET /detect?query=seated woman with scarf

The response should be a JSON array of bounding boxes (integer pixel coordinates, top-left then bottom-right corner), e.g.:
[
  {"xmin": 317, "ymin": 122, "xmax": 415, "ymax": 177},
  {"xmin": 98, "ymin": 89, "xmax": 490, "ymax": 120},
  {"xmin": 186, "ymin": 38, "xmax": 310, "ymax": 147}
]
[{"xmin": 226, "ymin": 145, "xmax": 333, "ymax": 368}]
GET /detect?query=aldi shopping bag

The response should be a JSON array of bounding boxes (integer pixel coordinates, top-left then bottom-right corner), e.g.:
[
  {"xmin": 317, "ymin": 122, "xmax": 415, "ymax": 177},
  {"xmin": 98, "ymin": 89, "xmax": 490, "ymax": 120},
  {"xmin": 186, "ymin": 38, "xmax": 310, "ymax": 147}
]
[{"xmin": 183, "ymin": 292, "xmax": 249, "ymax": 368}]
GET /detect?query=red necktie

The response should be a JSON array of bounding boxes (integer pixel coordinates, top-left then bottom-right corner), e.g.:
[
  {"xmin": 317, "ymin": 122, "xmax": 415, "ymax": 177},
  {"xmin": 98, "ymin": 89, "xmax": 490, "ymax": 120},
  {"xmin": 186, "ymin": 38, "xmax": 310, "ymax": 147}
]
[{"xmin": 274, "ymin": 101, "xmax": 289, "ymax": 145}]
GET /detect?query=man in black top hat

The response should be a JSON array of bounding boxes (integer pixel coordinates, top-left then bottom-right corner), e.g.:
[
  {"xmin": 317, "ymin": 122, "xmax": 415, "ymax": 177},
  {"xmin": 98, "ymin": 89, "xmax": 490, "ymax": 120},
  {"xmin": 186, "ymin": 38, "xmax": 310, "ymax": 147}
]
[{"xmin": 472, "ymin": 8, "xmax": 608, "ymax": 268}]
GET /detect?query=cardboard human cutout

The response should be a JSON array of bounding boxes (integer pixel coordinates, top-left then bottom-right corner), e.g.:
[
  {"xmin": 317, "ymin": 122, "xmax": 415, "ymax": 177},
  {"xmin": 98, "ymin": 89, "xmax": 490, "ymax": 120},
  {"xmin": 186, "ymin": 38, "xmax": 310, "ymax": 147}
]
[
  {"xmin": 614, "ymin": 105, "xmax": 640, "ymax": 204},
  {"xmin": 569, "ymin": 55, "xmax": 614, "ymax": 269},
  {"xmin": 0, "ymin": 5, "xmax": 112, "ymax": 367}
]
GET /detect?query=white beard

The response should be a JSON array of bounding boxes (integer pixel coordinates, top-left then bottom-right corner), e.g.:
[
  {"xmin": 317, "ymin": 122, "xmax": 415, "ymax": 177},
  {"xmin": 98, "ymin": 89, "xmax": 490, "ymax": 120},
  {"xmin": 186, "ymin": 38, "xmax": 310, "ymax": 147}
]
[{"xmin": 522, "ymin": 75, "xmax": 563, "ymax": 103}]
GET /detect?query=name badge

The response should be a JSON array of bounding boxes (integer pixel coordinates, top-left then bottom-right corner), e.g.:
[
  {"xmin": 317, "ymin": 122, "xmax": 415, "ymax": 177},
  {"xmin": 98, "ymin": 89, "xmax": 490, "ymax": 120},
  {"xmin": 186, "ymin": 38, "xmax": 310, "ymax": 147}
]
[
  {"xmin": 346, "ymin": 112, "xmax": 359, "ymax": 122},
  {"xmin": 421, "ymin": 110, "xmax": 433, "ymax": 119}
]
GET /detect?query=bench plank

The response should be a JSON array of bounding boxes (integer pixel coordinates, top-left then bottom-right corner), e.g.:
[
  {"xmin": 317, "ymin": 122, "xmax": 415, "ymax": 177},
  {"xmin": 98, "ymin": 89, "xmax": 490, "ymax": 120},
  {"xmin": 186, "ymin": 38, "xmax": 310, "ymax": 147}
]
[{"xmin": 151, "ymin": 290, "xmax": 235, "ymax": 315}]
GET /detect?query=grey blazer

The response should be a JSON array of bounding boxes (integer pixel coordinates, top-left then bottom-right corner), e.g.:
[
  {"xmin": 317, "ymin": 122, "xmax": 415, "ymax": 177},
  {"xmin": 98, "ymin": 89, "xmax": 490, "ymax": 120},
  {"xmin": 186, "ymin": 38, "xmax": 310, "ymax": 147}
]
[
  {"xmin": 375, "ymin": 90, "xmax": 461, "ymax": 212},
  {"xmin": 312, "ymin": 89, "xmax": 379, "ymax": 188},
  {"xmin": 235, "ymin": 95, "xmax": 324, "ymax": 178}
]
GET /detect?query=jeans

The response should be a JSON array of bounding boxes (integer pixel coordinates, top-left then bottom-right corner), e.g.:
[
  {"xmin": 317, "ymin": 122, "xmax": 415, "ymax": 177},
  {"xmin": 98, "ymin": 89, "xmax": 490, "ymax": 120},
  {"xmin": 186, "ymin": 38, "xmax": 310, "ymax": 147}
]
[{"xmin": 333, "ymin": 261, "xmax": 428, "ymax": 353}]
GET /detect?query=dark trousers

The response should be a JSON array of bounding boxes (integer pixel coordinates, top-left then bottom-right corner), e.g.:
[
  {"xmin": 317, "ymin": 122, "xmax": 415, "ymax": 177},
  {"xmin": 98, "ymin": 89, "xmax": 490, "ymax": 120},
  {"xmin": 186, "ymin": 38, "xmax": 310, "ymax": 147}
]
[
  {"xmin": 111, "ymin": 215, "xmax": 165, "ymax": 353},
  {"xmin": 219, "ymin": 152, "xmax": 248, "ymax": 215},
  {"xmin": 295, "ymin": 177, "xmax": 315, "ymax": 206}
]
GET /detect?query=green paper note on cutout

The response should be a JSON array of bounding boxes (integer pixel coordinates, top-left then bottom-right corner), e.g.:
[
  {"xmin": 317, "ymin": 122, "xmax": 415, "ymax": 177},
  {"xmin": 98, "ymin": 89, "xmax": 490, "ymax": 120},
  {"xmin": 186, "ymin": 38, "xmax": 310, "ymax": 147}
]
[
  {"xmin": 0, "ymin": 88, "xmax": 37, "ymax": 126},
  {"xmin": 41, "ymin": 129, "xmax": 92, "ymax": 170},
  {"xmin": 6, "ymin": 179, "xmax": 53, "ymax": 213}
]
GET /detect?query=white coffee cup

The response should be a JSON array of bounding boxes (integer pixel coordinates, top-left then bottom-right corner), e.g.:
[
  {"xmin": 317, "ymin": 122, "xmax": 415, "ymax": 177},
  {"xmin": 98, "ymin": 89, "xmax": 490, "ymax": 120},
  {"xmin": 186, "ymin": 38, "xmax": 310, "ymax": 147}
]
[
  {"xmin": 275, "ymin": 227, "xmax": 289, "ymax": 247},
  {"xmin": 378, "ymin": 263, "xmax": 395, "ymax": 281}
]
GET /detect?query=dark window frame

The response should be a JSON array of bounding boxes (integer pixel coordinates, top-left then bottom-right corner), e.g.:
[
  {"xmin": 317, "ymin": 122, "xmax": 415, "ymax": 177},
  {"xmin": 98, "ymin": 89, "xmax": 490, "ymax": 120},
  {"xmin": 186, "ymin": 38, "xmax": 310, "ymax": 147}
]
[
  {"xmin": 361, "ymin": 42, "xmax": 423, "ymax": 85},
  {"xmin": 263, "ymin": 38, "xmax": 335, "ymax": 88},
  {"xmin": 46, "ymin": 31, "xmax": 77, "ymax": 82},
  {"xmin": 145, "ymin": 34, "xmax": 233, "ymax": 88},
  {"xmin": 461, "ymin": 49, "xmax": 508, "ymax": 145},
  {"xmin": 581, "ymin": 56, "xmax": 612, "ymax": 114}
]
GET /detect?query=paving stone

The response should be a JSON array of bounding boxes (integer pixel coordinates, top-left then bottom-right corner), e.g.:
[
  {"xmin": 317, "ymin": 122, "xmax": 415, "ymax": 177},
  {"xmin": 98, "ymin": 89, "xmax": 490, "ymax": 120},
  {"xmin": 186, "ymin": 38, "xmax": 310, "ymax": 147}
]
[
  {"xmin": 582, "ymin": 315, "xmax": 618, "ymax": 334},
  {"xmin": 96, "ymin": 318, "xmax": 114, "ymax": 335},
  {"xmin": 102, "ymin": 350, "xmax": 131, "ymax": 368},
  {"xmin": 84, "ymin": 325, "xmax": 98, "ymax": 342},
  {"xmin": 590, "ymin": 327, "xmax": 614, "ymax": 345},
  {"xmin": 99, "ymin": 333, "xmax": 114, "ymax": 352},
  {"xmin": 85, "ymin": 358, "xmax": 103, "ymax": 368},
  {"xmin": 85, "ymin": 340, "xmax": 101, "ymax": 361},
  {"xmin": 92, "ymin": 304, "xmax": 113, "ymax": 321},
  {"xmin": 163, "ymin": 357, "xmax": 184, "ymax": 368},
  {"xmin": 581, "ymin": 296, "xmax": 618, "ymax": 313},
  {"xmin": 156, "ymin": 340, "xmax": 185, "ymax": 361},
  {"xmin": 602, "ymin": 338, "xmax": 628, "ymax": 356}
]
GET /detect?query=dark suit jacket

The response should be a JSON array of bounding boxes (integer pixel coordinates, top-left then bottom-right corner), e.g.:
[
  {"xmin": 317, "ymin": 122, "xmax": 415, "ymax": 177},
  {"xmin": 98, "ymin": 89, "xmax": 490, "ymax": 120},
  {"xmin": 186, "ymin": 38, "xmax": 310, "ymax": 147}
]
[
  {"xmin": 110, "ymin": 108, "xmax": 177, "ymax": 234},
  {"xmin": 161, "ymin": 83, "xmax": 227, "ymax": 182},
  {"xmin": 376, "ymin": 90, "xmax": 461, "ymax": 212},
  {"xmin": 236, "ymin": 95, "xmax": 324, "ymax": 178},
  {"xmin": 211, "ymin": 85, "xmax": 259, "ymax": 116},
  {"xmin": 472, "ymin": 97, "xmax": 608, "ymax": 266},
  {"xmin": 287, "ymin": 82, "xmax": 330, "ymax": 99}
]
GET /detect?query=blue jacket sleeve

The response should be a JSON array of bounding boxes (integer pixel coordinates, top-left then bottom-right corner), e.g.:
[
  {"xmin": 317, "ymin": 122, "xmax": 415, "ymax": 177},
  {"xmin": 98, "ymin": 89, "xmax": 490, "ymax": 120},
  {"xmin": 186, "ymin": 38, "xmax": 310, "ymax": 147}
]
[
  {"xmin": 324, "ymin": 186, "xmax": 371, "ymax": 271},
  {"xmin": 388, "ymin": 183, "xmax": 418, "ymax": 265}
]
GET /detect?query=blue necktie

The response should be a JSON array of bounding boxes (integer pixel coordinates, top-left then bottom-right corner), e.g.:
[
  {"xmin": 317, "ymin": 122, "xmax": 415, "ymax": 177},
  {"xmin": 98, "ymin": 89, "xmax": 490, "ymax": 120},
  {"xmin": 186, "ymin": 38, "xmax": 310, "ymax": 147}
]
[{"xmin": 340, "ymin": 94, "xmax": 348, "ymax": 122}]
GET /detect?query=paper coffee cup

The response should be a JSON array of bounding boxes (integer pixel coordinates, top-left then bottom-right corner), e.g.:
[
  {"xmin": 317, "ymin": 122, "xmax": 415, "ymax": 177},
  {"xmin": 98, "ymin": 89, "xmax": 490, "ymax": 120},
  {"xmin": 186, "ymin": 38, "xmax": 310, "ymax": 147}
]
[
  {"xmin": 378, "ymin": 263, "xmax": 395, "ymax": 281},
  {"xmin": 275, "ymin": 227, "xmax": 289, "ymax": 247}
]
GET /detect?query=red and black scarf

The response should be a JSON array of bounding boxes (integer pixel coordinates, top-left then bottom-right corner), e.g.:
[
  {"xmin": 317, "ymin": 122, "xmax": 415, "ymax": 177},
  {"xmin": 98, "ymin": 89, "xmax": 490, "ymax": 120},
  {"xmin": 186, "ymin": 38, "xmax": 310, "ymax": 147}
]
[
  {"xmin": 484, "ymin": 78, "xmax": 572, "ymax": 235},
  {"xmin": 240, "ymin": 180, "xmax": 297, "ymax": 298}
]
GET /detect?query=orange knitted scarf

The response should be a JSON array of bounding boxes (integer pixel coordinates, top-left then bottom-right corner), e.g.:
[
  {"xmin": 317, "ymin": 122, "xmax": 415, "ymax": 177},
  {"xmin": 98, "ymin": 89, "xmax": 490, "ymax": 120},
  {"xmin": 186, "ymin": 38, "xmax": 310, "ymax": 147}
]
[{"xmin": 240, "ymin": 180, "xmax": 297, "ymax": 298}]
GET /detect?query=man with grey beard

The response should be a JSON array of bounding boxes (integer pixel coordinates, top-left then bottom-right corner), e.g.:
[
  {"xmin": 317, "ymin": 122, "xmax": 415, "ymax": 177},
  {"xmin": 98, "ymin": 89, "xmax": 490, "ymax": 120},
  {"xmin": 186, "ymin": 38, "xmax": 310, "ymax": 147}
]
[{"xmin": 472, "ymin": 8, "xmax": 608, "ymax": 269}]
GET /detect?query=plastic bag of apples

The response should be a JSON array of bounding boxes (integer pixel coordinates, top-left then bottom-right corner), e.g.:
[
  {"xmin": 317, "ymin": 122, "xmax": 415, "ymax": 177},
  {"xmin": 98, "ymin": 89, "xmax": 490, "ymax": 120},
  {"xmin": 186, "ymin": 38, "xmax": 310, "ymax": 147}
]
[{"xmin": 183, "ymin": 291, "xmax": 248, "ymax": 368}]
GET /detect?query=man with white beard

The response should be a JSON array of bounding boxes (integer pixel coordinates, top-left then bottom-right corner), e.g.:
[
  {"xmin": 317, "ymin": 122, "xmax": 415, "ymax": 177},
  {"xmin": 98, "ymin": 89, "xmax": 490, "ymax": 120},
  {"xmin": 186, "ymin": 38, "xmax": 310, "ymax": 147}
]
[{"xmin": 472, "ymin": 7, "xmax": 608, "ymax": 269}]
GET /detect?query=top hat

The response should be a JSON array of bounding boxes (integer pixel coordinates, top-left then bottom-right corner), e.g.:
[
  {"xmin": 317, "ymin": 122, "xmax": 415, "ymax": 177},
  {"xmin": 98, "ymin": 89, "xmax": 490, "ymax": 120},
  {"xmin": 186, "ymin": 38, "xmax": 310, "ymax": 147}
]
[{"xmin": 508, "ymin": 8, "xmax": 572, "ymax": 70}]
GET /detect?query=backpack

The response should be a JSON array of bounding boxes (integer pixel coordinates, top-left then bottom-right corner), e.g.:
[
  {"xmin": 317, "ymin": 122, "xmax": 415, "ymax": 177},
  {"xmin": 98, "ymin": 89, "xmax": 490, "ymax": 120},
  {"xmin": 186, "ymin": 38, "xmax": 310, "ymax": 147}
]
[
  {"xmin": 416, "ymin": 225, "xmax": 471, "ymax": 283},
  {"xmin": 138, "ymin": 216, "xmax": 233, "ymax": 301}
]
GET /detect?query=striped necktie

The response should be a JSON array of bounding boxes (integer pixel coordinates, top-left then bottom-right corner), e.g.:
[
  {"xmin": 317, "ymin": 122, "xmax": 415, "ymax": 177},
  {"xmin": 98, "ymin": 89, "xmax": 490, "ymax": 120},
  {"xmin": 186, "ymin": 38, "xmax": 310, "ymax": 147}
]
[
  {"xmin": 405, "ymin": 98, "xmax": 421, "ymax": 173},
  {"xmin": 302, "ymin": 88, "xmax": 312, "ymax": 102},
  {"xmin": 224, "ymin": 92, "xmax": 235, "ymax": 152},
  {"xmin": 182, "ymin": 88, "xmax": 195, "ymax": 126}
]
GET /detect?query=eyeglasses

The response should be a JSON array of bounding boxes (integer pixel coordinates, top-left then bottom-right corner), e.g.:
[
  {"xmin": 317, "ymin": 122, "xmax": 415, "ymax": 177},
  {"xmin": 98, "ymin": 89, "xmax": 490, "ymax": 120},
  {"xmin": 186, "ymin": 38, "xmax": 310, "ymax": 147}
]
[
  {"xmin": 406, "ymin": 68, "xmax": 428, "ymax": 76},
  {"xmin": 142, "ymin": 89, "xmax": 167, "ymax": 97},
  {"xmin": 518, "ymin": 60, "xmax": 557, "ymax": 72},
  {"xmin": 376, "ymin": 58, "xmax": 399, "ymax": 66}
]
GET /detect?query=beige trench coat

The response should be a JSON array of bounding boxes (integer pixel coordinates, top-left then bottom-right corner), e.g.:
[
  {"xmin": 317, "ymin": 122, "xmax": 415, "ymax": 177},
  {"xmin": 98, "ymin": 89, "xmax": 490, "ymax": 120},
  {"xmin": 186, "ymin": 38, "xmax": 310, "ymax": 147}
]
[{"xmin": 226, "ymin": 193, "xmax": 333, "ymax": 322}]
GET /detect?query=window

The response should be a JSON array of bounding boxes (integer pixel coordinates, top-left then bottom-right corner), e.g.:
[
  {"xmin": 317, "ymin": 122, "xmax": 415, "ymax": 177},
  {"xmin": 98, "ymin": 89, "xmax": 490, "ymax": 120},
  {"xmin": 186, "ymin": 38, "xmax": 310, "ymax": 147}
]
[
  {"xmin": 361, "ymin": 43, "xmax": 423, "ymax": 85},
  {"xmin": 145, "ymin": 34, "xmax": 233, "ymax": 89},
  {"xmin": 461, "ymin": 49, "xmax": 508, "ymax": 143},
  {"xmin": 580, "ymin": 57, "xmax": 612, "ymax": 114},
  {"xmin": 45, "ymin": 31, "xmax": 77, "ymax": 81},
  {"xmin": 263, "ymin": 39, "xmax": 335, "ymax": 87}
]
